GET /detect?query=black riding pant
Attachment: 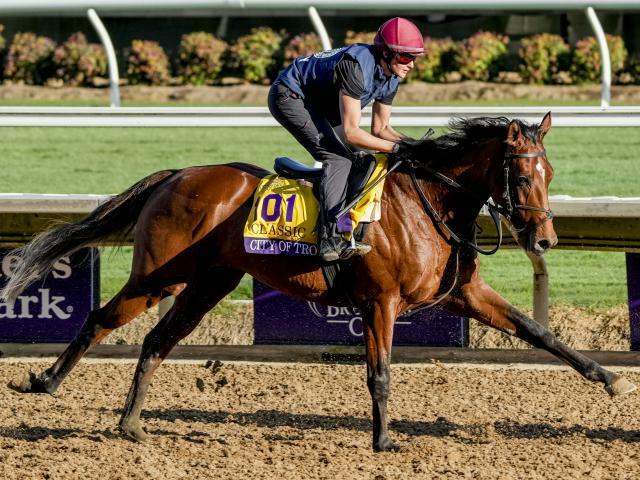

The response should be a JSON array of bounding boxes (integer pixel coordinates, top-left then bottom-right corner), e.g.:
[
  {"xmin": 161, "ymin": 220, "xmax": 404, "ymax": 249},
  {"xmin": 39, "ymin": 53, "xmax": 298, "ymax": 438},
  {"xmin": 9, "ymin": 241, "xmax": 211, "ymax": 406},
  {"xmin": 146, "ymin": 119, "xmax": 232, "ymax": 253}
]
[{"xmin": 268, "ymin": 82, "xmax": 353, "ymax": 238}]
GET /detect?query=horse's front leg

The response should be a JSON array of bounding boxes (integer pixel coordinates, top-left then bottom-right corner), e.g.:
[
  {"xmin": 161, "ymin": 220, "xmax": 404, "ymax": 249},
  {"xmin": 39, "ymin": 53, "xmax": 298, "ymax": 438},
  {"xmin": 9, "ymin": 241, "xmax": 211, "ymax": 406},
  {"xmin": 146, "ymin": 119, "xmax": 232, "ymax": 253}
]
[
  {"xmin": 362, "ymin": 298, "xmax": 401, "ymax": 452},
  {"xmin": 446, "ymin": 278, "xmax": 636, "ymax": 396}
]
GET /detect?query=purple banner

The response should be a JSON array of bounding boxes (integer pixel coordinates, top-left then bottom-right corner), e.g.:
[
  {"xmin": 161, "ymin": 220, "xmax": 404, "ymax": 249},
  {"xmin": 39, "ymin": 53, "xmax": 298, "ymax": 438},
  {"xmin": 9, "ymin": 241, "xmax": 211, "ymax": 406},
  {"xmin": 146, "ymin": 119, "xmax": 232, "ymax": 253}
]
[
  {"xmin": 626, "ymin": 253, "xmax": 640, "ymax": 351},
  {"xmin": 0, "ymin": 248, "xmax": 99, "ymax": 343},
  {"xmin": 244, "ymin": 238, "xmax": 317, "ymax": 256},
  {"xmin": 253, "ymin": 280, "xmax": 468, "ymax": 347}
]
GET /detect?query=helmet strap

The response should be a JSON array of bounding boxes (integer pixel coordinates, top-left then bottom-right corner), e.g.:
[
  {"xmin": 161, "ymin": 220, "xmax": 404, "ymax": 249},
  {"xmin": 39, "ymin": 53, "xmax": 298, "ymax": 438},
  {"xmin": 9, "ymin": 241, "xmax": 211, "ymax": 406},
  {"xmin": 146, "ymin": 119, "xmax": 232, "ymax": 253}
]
[{"xmin": 380, "ymin": 47, "xmax": 394, "ymax": 76}]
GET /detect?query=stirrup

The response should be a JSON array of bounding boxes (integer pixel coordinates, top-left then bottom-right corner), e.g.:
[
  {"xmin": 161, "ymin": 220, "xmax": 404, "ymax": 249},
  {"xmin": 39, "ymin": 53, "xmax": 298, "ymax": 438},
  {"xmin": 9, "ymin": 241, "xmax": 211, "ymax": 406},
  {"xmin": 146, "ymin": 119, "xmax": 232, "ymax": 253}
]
[
  {"xmin": 339, "ymin": 236, "xmax": 371, "ymax": 260},
  {"xmin": 319, "ymin": 237, "xmax": 341, "ymax": 262}
]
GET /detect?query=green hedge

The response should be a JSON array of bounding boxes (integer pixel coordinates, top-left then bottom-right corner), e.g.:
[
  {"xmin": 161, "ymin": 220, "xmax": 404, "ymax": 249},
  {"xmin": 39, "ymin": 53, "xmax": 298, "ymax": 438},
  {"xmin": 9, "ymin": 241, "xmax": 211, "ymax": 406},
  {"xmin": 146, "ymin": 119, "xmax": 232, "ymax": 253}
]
[
  {"xmin": 53, "ymin": 32, "xmax": 107, "ymax": 87},
  {"xmin": 0, "ymin": 24, "xmax": 635, "ymax": 87},
  {"xmin": 176, "ymin": 32, "xmax": 227, "ymax": 86}
]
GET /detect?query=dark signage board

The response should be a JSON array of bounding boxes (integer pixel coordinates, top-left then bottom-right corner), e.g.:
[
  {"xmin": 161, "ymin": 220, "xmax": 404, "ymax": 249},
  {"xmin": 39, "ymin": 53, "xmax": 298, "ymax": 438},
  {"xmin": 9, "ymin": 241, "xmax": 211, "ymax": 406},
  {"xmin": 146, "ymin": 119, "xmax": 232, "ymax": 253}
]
[
  {"xmin": 253, "ymin": 280, "xmax": 468, "ymax": 347},
  {"xmin": 626, "ymin": 253, "xmax": 640, "ymax": 350},
  {"xmin": 0, "ymin": 248, "xmax": 99, "ymax": 343}
]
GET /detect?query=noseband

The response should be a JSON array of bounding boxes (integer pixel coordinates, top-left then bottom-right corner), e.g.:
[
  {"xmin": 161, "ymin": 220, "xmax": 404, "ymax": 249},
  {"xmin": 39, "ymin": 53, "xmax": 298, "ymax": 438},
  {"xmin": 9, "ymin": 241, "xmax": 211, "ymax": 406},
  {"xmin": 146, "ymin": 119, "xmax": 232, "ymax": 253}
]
[{"xmin": 408, "ymin": 144, "xmax": 554, "ymax": 255}]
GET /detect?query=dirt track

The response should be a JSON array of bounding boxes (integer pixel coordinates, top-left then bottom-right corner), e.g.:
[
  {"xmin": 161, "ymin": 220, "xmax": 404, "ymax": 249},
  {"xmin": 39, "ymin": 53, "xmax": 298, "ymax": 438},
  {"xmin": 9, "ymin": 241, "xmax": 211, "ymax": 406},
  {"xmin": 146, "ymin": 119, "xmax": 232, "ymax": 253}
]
[
  {"xmin": 1, "ymin": 360, "xmax": 639, "ymax": 479},
  {"xmin": 0, "ymin": 287, "xmax": 634, "ymax": 478}
]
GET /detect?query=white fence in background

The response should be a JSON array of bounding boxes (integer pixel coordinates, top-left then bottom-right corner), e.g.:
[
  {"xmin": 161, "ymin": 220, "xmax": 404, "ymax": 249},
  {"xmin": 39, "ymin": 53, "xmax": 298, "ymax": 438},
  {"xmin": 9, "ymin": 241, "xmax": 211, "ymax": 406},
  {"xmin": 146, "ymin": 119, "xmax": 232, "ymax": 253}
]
[
  {"xmin": 1, "ymin": 106, "xmax": 640, "ymax": 127},
  {"xmin": 1, "ymin": 1, "xmax": 638, "ymax": 12}
]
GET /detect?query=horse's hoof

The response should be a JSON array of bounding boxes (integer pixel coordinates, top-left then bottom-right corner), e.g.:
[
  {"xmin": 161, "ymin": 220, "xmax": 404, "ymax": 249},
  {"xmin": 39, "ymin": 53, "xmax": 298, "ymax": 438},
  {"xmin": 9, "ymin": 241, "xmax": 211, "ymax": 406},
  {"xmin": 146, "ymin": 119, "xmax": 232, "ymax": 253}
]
[
  {"xmin": 373, "ymin": 437, "xmax": 402, "ymax": 452},
  {"xmin": 605, "ymin": 375, "xmax": 637, "ymax": 397},
  {"xmin": 8, "ymin": 371, "xmax": 52, "ymax": 394},
  {"xmin": 119, "ymin": 420, "xmax": 149, "ymax": 442}
]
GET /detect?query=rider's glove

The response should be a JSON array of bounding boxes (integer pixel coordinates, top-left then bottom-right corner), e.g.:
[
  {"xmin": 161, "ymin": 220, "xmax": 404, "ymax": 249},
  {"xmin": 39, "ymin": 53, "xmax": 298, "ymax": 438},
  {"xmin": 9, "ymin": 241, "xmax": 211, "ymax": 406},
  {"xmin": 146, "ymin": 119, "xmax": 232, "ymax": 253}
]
[{"xmin": 391, "ymin": 142, "xmax": 413, "ymax": 163}]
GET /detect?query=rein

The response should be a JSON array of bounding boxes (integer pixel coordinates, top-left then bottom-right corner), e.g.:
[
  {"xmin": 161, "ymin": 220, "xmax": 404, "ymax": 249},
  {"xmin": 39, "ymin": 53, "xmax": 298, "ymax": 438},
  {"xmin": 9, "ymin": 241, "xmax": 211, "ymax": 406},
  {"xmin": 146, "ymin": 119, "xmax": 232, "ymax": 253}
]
[{"xmin": 407, "ymin": 146, "xmax": 552, "ymax": 256}]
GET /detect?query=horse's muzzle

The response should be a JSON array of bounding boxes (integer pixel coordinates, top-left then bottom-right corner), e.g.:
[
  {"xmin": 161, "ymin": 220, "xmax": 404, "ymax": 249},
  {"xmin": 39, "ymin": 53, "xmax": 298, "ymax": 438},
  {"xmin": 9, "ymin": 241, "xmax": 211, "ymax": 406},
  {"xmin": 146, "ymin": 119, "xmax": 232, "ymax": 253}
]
[
  {"xmin": 532, "ymin": 236, "xmax": 557, "ymax": 255},
  {"xmin": 529, "ymin": 229, "xmax": 558, "ymax": 256}
]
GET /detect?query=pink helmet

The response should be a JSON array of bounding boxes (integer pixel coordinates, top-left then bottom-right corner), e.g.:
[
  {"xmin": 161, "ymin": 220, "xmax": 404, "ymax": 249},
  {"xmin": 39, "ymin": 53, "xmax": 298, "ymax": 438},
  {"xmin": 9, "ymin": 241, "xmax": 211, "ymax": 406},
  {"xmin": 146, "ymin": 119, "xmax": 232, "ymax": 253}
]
[{"xmin": 374, "ymin": 17, "xmax": 425, "ymax": 55}]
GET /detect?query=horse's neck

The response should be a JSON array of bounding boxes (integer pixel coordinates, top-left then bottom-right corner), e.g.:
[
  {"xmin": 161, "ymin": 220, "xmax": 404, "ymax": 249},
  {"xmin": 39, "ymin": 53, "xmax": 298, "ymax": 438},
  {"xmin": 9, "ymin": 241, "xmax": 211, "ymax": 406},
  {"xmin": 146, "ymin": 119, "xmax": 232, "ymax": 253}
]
[
  {"xmin": 386, "ymin": 138, "xmax": 504, "ymax": 229},
  {"xmin": 441, "ymin": 138, "xmax": 504, "ymax": 197}
]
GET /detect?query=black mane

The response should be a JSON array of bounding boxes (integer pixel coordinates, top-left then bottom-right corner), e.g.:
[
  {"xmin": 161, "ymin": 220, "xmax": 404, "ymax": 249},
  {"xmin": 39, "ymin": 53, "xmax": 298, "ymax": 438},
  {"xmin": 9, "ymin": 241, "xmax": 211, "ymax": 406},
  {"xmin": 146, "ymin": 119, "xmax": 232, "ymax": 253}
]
[{"xmin": 405, "ymin": 116, "xmax": 539, "ymax": 167}]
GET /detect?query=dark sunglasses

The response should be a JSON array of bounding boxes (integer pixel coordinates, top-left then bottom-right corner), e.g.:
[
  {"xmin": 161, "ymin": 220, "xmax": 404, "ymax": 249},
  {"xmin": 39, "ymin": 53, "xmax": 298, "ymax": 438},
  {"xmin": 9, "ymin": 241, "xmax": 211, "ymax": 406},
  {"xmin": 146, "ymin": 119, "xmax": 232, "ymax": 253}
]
[{"xmin": 395, "ymin": 52, "xmax": 418, "ymax": 65}]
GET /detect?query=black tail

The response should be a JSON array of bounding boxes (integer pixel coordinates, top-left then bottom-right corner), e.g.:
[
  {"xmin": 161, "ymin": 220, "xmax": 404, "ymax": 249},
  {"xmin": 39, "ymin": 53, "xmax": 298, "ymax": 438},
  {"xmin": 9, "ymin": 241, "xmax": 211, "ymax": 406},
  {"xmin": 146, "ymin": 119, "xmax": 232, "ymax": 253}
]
[{"xmin": 0, "ymin": 169, "xmax": 177, "ymax": 303}]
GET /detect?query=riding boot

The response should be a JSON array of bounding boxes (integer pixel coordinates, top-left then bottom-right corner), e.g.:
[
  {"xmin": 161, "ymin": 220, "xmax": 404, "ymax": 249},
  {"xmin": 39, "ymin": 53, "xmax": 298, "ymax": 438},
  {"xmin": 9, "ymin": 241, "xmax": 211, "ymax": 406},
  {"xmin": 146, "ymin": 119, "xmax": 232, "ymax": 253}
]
[
  {"xmin": 318, "ymin": 163, "xmax": 372, "ymax": 262},
  {"xmin": 318, "ymin": 208, "xmax": 372, "ymax": 262},
  {"xmin": 318, "ymin": 207, "xmax": 344, "ymax": 262}
]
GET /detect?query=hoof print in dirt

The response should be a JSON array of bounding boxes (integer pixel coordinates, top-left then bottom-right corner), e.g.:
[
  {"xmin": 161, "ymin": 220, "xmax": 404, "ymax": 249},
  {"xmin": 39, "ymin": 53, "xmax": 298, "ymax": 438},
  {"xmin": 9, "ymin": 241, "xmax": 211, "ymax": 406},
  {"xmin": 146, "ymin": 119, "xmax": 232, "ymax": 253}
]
[
  {"xmin": 215, "ymin": 376, "xmax": 229, "ymax": 390},
  {"xmin": 196, "ymin": 377, "xmax": 206, "ymax": 392},
  {"xmin": 205, "ymin": 359, "xmax": 223, "ymax": 375}
]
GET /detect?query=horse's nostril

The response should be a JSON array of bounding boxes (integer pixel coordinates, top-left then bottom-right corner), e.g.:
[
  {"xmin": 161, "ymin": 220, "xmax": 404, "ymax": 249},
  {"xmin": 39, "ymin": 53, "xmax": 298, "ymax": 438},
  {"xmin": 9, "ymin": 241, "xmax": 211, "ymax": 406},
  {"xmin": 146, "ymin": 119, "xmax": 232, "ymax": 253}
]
[{"xmin": 537, "ymin": 239, "xmax": 551, "ymax": 251}]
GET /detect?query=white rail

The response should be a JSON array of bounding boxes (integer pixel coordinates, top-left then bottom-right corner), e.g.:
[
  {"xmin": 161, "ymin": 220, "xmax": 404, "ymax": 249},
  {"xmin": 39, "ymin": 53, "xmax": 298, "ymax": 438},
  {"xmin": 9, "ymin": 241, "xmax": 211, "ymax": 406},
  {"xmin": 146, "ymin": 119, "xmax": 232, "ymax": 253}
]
[
  {"xmin": 1, "ymin": 193, "xmax": 636, "ymax": 217},
  {"xmin": 0, "ymin": 1, "xmax": 638, "ymax": 13},
  {"xmin": 0, "ymin": 194, "xmax": 108, "ymax": 213},
  {"xmin": 0, "ymin": 106, "xmax": 639, "ymax": 127}
]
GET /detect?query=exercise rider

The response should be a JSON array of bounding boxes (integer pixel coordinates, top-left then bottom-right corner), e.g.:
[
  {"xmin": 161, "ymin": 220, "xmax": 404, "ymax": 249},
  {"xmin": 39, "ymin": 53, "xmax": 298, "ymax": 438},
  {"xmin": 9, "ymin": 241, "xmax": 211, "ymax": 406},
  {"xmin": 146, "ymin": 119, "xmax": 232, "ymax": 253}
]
[{"xmin": 268, "ymin": 17, "xmax": 424, "ymax": 261}]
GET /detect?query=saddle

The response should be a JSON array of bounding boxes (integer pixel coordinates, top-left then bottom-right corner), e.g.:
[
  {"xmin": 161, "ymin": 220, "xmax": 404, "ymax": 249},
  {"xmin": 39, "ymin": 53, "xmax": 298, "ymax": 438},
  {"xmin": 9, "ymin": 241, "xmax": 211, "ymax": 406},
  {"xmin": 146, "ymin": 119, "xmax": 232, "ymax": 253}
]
[
  {"xmin": 273, "ymin": 153, "xmax": 377, "ymax": 206},
  {"xmin": 243, "ymin": 153, "xmax": 387, "ymax": 260}
]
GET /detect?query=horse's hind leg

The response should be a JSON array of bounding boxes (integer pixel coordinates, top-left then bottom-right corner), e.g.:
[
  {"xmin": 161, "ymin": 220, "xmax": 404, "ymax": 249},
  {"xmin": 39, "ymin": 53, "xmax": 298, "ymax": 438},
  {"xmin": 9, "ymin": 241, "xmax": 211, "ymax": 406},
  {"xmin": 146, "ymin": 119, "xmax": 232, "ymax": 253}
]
[
  {"xmin": 118, "ymin": 267, "xmax": 243, "ymax": 442},
  {"xmin": 10, "ymin": 283, "xmax": 161, "ymax": 395},
  {"xmin": 447, "ymin": 278, "xmax": 636, "ymax": 396}
]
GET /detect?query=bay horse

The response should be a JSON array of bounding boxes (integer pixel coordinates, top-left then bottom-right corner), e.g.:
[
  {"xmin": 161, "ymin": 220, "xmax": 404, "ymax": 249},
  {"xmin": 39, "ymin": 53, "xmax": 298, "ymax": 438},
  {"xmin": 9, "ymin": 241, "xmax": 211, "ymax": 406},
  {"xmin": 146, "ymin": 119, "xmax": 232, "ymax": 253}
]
[{"xmin": 3, "ymin": 113, "xmax": 635, "ymax": 451}]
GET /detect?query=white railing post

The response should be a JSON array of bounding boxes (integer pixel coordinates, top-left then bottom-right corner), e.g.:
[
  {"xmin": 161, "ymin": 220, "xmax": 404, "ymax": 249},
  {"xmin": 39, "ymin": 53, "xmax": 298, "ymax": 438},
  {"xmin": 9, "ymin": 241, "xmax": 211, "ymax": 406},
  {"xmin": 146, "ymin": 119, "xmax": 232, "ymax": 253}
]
[
  {"xmin": 217, "ymin": 16, "xmax": 229, "ymax": 38},
  {"xmin": 87, "ymin": 8, "xmax": 121, "ymax": 108},
  {"xmin": 527, "ymin": 253, "xmax": 549, "ymax": 327},
  {"xmin": 585, "ymin": 7, "xmax": 611, "ymax": 109},
  {"xmin": 307, "ymin": 6, "xmax": 332, "ymax": 51}
]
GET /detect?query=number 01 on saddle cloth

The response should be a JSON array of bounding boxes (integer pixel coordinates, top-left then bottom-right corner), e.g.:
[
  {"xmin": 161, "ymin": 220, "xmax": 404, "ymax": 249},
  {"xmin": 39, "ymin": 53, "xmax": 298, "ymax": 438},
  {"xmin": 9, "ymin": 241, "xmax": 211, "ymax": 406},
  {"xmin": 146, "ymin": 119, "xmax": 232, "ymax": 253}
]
[{"xmin": 244, "ymin": 154, "xmax": 389, "ymax": 256}]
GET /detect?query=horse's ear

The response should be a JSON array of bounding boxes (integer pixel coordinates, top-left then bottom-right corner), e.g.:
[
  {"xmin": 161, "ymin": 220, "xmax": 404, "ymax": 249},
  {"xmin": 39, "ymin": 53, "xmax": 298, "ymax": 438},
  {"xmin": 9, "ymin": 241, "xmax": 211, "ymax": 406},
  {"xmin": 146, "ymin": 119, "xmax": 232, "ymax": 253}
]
[
  {"xmin": 506, "ymin": 119, "xmax": 522, "ymax": 147},
  {"xmin": 538, "ymin": 111, "xmax": 552, "ymax": 142}
]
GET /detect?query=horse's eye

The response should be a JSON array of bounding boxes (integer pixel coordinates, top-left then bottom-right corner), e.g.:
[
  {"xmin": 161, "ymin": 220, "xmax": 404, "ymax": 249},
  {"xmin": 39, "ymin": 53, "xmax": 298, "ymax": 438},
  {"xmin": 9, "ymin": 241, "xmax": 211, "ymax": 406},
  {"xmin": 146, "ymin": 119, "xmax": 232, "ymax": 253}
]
[{"xmin": 517, "ymin": 176, "xmax": 531, "ymax": 187}]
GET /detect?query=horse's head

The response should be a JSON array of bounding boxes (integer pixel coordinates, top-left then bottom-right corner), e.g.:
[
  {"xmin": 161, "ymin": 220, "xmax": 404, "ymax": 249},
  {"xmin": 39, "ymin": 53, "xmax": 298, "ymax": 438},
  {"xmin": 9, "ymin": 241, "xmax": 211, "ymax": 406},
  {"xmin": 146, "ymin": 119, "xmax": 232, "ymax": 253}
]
[{"xmin": 497, "ymin": 112, "xmax": 557, "ymax": 256}]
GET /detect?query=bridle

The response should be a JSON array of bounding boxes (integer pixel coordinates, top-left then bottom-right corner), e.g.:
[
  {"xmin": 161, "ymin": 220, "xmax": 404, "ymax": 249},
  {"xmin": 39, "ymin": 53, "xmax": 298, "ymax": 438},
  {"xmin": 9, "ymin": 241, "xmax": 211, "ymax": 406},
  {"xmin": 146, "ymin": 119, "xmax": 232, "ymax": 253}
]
[
  {"xmin": 501, "ymin": 146, "xmax": 554, "ymax": 232},
  {"xmin": 408, "ymin": 144, "xmax": 554, "ymax": 256}
]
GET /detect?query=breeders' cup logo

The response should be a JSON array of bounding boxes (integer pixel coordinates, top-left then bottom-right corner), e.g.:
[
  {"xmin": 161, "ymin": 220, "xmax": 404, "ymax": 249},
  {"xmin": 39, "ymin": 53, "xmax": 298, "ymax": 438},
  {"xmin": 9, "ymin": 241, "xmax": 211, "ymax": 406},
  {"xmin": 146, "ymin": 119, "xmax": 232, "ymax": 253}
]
[
  {"xmin": 307, "ymin": 301, "xmax": 363, "ymax": 337},
  {"xmin": 0, "ymin": 255, "xmax": 74, "ymax": 320},
  {"xmin": 307, "ymin": 301, "xmax": 415, "ymax": 338}
]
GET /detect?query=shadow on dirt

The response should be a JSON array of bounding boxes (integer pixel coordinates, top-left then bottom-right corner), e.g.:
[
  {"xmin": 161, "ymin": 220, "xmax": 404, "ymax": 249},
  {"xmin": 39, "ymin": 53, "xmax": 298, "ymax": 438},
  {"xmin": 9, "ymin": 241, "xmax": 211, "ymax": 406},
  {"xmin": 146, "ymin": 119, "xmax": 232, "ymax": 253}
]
[
  {"xmin": 4, "ymin": 411, "xmax": 638, "ymax": 444},
  {"xmin": 0, "ymin": 424, "xmax": 118, "ymax": 442},
  {"xmin": 137, "ymin": 408, "xmax": 640, "ymax": 444},
  {"xmin": 494, "ymin": 420, "xmax": 640, "ymax": 443}
]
